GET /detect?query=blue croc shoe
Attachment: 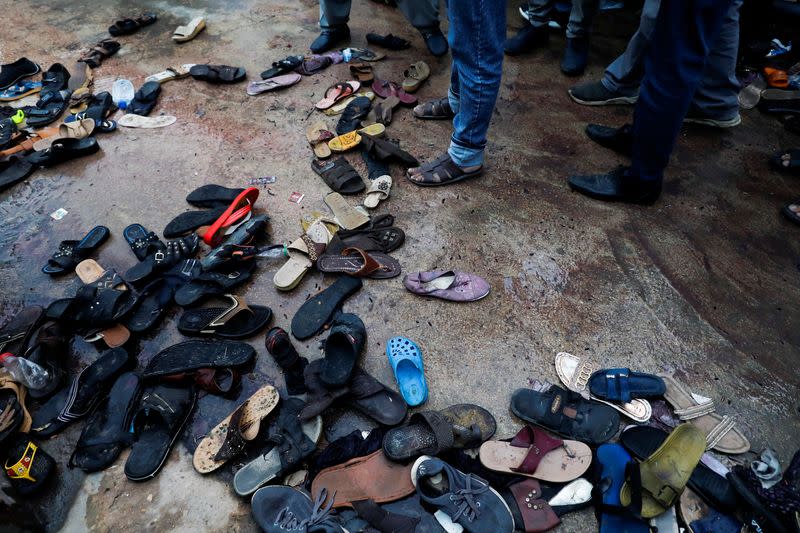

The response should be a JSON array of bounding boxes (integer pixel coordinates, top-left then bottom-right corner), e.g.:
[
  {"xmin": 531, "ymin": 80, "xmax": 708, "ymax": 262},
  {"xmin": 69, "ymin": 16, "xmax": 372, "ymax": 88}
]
[{"xmin": 386, "ymin": 336, "xmax": 428, "ymax": 407}]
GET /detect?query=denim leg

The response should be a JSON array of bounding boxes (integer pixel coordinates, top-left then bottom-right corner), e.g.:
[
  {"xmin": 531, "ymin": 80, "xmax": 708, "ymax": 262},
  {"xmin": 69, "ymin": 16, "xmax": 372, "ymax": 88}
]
[
  {"xmin": 447, "ymin": 0, "xmax": 506, "ymax": 167},
  {"xmin": 566, "ymin": 0, "xmax": 601, "ymax": 39},
  {"xmin": 449, "ymin": 64, "xmax": 461, "ymax": 115},
  {"xmin": 689, "ymin": 0, "xmax": 743, "ymax": 120},
  {"xmin": 601, "ymin": 0, "xmax": 660, "ymax": 94},
  {"xmin": 526, "ymin": 0, "xmax": 556, "ymax": 28},
  {"xmin": 396, "ymin": 0, "xmax": 439, "ymax": 29},
  {"xmin": 319, "ymin": 0, "xmax": 351, "ymax": 28},
  {"xmin": 631, "ymin": 0, "xmax": 735, "ymax": 182}
]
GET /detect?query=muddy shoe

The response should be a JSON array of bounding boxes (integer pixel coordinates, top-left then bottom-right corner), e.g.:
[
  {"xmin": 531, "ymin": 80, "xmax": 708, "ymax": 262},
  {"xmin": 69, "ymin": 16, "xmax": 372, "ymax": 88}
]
[
  {"xmin": 252, "ymin": 486, "xmax": 345, "ymax": 533},
  {"xmin": 412, "ymin": 456, "xmax": 515, "ymax": 533}
]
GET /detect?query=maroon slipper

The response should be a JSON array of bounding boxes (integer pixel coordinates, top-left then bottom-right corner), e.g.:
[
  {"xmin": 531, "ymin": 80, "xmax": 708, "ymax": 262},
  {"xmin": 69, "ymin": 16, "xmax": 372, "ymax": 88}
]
[{"xmin": 371, "ymin": 79, "xmax": 417, "ymax": 105}]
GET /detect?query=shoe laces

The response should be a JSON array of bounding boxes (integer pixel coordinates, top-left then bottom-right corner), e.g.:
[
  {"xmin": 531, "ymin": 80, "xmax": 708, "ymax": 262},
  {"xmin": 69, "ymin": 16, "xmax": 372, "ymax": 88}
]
[
  {"xmin": 274, "ymin": 489, "xmax": 336, "ymax": 529},
  {"xmin": 449, "ymin": 475, "xmax": 488, "ymax": 523}
]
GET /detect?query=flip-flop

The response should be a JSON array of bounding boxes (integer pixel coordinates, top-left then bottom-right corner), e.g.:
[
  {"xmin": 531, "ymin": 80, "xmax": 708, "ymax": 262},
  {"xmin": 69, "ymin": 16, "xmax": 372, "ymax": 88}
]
[
  {"xmin": 364, "ymin": 176, "xmax": 392, "ymax": 209},
  {"xmin": 325, "ymin": 192, "xmax": 370, "ymax": 229},
  {"xmin": 307, "ymin": 121, "xmax": 334, "ymax": 159},
  {"xmin": 479, "ymin": 425, "xmax": 591, "ymax": 482},
  {"xmin": 202, "ymin": 187, "xmax": 259, "ymax": 246},
  {"xmin": 554, "ymin": 352, "xmax": 652, "ymax": 423},
  {"xmin": 402, "ymin": 61, "xmax": 430, "ymax": 93},
  {"xmin": 327, "ymin": 130, "xmax": 361, "ymax": 152},
  {"xmin": 42, "ymin": 225, "xmax": 110, "ymax": 276},
  {"xmin": 118, "ymin": 114, "xmax": 177, "ymax": 128},
  {"xmin": 192, "ymin": 385, "xmax": 279, "ymax": 473},
  {"xmin": 323, "ymin": 91, "xmax": 375, "ymax": 116},
  {"xmin": 164, "ymin": 206, "xmax": 227, "ymax": 237},
  {"xmin": 371, "ymin": 78, "xmax": 417, "ymax": 105},
  {"xmin": 315, "ymin": 81, "xmax": 360, "ymax": 110},
  {"xmin": 246, "ymin": 73, "xmax": 301, "ymax": 95},
  {"xmin": 317, "ymin": 247, "xmax": 402, "ymax": 279},
  {"xmin": 178, "ymin": 294, "xmax": 272, "ymax": 339},
  {"xmin": 0, "ymin": 81, "xmax": 42, "ymax": 102},
  {"xmin": 172, "ymin": 17, "xmax": 206, "ymax": 42},
  {"xmin": 144, "ymin": 340, "xmax": 256, "ymax": 378},
  {"xmin": 290, "ymin": 276, "xmax": 363, "ymax": 339},
  {"xmin": 386, "ymin": 336, "xmax": 428, "ymax": 406},
  {"xmin": 186, "ymin": 184, "xmax": 245, "ymax": 207},
  {"xmin": 273, "ymin": 221, "xmax": 332, "ymax": 291},
  {"xmin": 595, "ymin": 444, "xmax": 650, "ymax": 533},
  {"xmin": 124, "ymin": 278, "xmax": 174, "ymax": 333},
  {"xmin": 145, "ymin": 64, "xmax": 196, "ymax": 84}
]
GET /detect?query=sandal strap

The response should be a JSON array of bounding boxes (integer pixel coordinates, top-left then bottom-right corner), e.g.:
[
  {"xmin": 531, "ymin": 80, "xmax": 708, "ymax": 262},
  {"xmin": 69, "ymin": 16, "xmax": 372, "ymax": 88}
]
[
  {"xmin": 341, "ymin": 247, "xmax": 381, "ymax": 276},
  {"xmin": 509, "ymin": 426, "xmax": 564, "ymax": 475},
  {"xmin": 4, "ymin": 441, "xmax": 38, "ymax": 482},
  {"xmin": 409, "ymin": 410, "xmax": 455, "ymax": 455},
  {"xmin": 705, "ymin": 415, "xmax": 736, "ymax": 449},
  {"xmin": 207, "ymin": 294, "xmax": 252, "ymax": 329},
  {"xmin": 212, "ymin": 405, "xmax": 248, "ymax": 462},
  {"xmin": 674, "ymin": 401, "xmax": 716, "ymax": 420}
]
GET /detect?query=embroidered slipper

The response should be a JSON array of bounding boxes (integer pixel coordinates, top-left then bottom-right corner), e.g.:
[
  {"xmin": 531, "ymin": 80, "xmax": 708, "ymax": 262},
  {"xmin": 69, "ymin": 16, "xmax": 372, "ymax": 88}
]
[
  {"xmin": 192, "ymin": 385, "xmax": 279, "ymax": 473},
  {"xmin": 315, "ymin": 81, "xmax": 360, "ymax": 110},
  {"xmin": 202, "ymin": 187, "xmax": 259, "ymax": 246},
  {"xmin": 307, "ymin": 120, "xmax": 334, "ymax": 159},
  {"xmin": 178, "ymin": 294, "xmax": 272, "ymax": 339},
  {"xmin": 364, "ymin": 175, "xmax": 392, "ymax": 209},
  {"xmin": 42, "ymin": 225, "xmax": 109, "ymax": 276},
  {"xmin": 145, "ymin": 64, "xmax": 196, "ymax": 84},
  {"xmin": 172, "ymin": 17, "xmax": 206, "ymax": 42},
  {"xmin": 246, "ymin": 73, "xmax": 301, "ymax": 95}
]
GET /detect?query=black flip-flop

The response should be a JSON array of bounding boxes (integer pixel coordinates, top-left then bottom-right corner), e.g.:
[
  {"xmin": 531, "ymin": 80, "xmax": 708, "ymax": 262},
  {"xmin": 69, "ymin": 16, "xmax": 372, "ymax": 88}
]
[
  {"xmin": 260, "ymin": 55, "xmax": 304, "ymax": 80},
  {"xmin": 0, "ymin": 306, "xmax": 44, "ymax": 354},
  {"xmin": 163, "ymin": 206, "xmax": 226, "ymax": 238},
  {"xmin": 173, "ymin": 260, "xmax": 256, "ymax": 307},
  {"xmin": 69, "ymin": 372, "xmax": 141, "ymax": 472},
  {"xmin": 320, "ymin": 313, "xmax": 365, "ymax": 387},
  {"xmin": 125, "ymin": 383, "xmax": 196, "ymax": 481},
  {"xmin": 143, "ymin": 339, "xmax": 256, "ymax": 378},
  {"xmin": 177, "ymin": 294, "xmax": 272, "ymax": 339},
  {"xmin": 42, "ymin": 225, "xmax": 110, "ymax": 276},
  {"xmin": 127, "ymin": 81, "xmax": 161, "ymax": 116},
  {"xmin": 186, "ymin": 184, "xmax": 246, "ymax": 208},
  {"xmin": 290, "ymin": 276, "xmax": 363, "ymax": 340},
  {"xmin": 190, "ymin": 64, "xmax": 246, "ymax": 84},
  {"xmin": 108, "ymin": 12, "xmax": 157, "ymax": 37},
  {"xmin": 30, "ymin": 348, "xmax": 133, "ymax": 438},
  {"xmin": 125, "ymin": 278, "xmax": 174, "ymax": 333}
]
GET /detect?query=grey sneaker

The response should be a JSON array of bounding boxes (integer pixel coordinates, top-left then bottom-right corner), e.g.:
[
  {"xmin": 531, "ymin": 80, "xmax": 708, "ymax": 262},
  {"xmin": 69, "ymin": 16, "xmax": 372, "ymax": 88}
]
[
  {"xmin": 568, "ymin": 80, "xmax": 638, "ymax": 106},
  {"xmin": 683, "ymin": 112, "xmax": 742, "ymax": 128},
  {"xmin": 412, "ymin": 456, "xmax": 514, "ymax": 533}
]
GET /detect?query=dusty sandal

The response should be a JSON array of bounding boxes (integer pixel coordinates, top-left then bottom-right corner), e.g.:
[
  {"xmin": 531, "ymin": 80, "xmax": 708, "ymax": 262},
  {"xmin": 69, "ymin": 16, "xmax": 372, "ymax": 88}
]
[
  {"xmin": 172, "ymin": 17, "xmax": 206, "ymax": 42},
  {"xmin": 307, "ymin": 121, "xmax": 334, "ymax": 159},
  {"xmin": 407, "ymin": 153, "xmax": 482, "ymax": 187},
  {"xmin": 178, "ymin": 294, "xmax": 272, "ymax": 339}
]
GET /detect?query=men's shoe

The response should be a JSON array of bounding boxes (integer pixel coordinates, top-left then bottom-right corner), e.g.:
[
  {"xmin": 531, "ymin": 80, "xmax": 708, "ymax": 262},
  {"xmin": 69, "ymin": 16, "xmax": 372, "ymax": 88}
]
[
  {"xmin": 560, "ymin": 37, "xmax": 589, "ymax": 76},
  {"xmin": 0, "ymin": 58, "xmax": 40, "ymax": 90},
  {"xmin": 412, "ymin": 456, "xmax": 514, "ymax": 533},
  {"xmin": 310, "ymin": 25, "xmax": 350, "ymax": 54},
  {"xmin": 683, "ymin": 112, "xmax": 742, "ymax": 128},
  {"xmin": 585, "ymin": 123, "xmax": 632, "ymax": 157},
  {"xmin": 568, "ymin": 166, "xmax": 662, "ymax": 204},
  {"xmin": 568, "ymin": 80, "xmax": 638, "ymax": 106},
  {"xmin": 252, "ymin": 486, "xmax": 344, "ymax": 533},
  {"xmin": 504, "ymin": 25, "xmax": 549, "ymax": 56},
  {"xmin": 419, "ymin": 27, "xmax": 448, "ymax": 57}
]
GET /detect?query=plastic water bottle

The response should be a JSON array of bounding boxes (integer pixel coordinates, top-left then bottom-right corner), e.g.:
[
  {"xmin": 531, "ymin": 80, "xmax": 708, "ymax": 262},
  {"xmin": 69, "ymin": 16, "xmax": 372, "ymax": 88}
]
[
  {"xmin": 111, "ymin": 79, "xmax": 135, "ymax": 110},
  {"xmin": 0, "ymin": 353, "xmax": 50, "ymax": 390}
]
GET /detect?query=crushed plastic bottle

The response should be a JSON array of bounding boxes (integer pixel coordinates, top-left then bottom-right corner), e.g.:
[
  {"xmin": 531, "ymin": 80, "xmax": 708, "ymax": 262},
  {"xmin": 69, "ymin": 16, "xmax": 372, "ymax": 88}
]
[
  {"xmin": 111, "ymin": 78, "xmax": 135, "ymax": 110},
  {"xmin": 0, "ymin": 353, "xmax": 50, "ymax": 390}
]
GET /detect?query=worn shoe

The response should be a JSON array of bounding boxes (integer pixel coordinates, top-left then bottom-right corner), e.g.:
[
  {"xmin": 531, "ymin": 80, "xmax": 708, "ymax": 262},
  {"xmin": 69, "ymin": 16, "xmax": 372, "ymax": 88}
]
[
  {"xmin": 321, "ymin": 313, "xmax": 366, "ymax": 387},
  {"xmin": 568, "ymin": 80, "xmax": 638, "ymax": 106},
  {"xmin": 684, "ymin": 112, "xmax": 742, "ymax": 128},
  {"xmin": 560, "ymin": 38, "xmax": 589, "ymax": 76},
  {"xmin": 412, "ymin": 456, "xmax": 515, "ymax": 533},
  {"xmin": 0, "ymin": 58, "xmax": 40, "ymax": 90},
  {"xmin": 311, "ymin": 25, "xmax": 350, "ymax": 54},
  {"xmin": 568, "ymin": 166, "xmax": 662, "ymax": 204},
  {"xmin": 252, "ymin": 486, "xmax": 344, "ymax": 533},
  {"xmin": 419, "ymin": 27, "xmax": 448, "ymax": 57},
  {"xmin": 504, "ymin": 25, "xmax": 549, "ymax": 56},
  {"xmin": 585, "ymin": 123, "xmax": 632, "ymax": 157}
]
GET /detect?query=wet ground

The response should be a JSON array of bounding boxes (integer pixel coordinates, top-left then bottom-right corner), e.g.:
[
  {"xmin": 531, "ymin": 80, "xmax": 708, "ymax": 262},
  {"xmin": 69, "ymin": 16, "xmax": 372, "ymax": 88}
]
[{"xmin": 1, "ymin": 0, "xmax": 799, "ymax": 531}]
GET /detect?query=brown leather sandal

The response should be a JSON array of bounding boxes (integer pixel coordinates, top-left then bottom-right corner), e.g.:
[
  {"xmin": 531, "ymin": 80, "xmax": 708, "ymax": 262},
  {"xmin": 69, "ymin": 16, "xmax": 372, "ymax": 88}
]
[
  {"xmin": 80, "ymin": 39, "xmax": 121, "ymax": 69},
  {"xmin": 413, "ymin": 96, "xmax": 455, "ymax": 119},
  {"xmin": 317, "ymin": 247, "xmax": 401, "ymax": 279}
]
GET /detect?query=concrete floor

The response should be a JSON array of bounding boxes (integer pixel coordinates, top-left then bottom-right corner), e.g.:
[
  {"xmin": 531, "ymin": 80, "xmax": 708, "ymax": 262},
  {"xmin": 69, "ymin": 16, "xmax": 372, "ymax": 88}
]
[{"xmin": 1, "ymin": 0, "xmax": 799, "ymax": 531}]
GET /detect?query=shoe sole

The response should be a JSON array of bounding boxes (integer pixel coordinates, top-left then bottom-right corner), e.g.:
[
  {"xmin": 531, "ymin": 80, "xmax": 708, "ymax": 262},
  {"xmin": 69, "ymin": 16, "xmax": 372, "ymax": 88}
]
[
  {"xmin": 683, "ymin": 115, "xmax": 742, "ymax": 128},
  {"xmin": 568, "ymin": 90, "xmax": 638, "ymax": 106}
]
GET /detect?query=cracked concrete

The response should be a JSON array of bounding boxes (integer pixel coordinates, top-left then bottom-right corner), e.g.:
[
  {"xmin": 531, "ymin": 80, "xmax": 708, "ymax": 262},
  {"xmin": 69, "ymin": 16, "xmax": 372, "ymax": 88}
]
[{"xmin": 1, "ymin": 0, "xmax": 799, "ymax": 531}]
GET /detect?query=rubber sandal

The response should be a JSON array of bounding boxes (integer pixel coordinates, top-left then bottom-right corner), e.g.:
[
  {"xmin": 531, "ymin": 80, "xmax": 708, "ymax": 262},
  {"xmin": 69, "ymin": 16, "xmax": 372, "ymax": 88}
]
[
  {"xmin": 313, "ymin": 157, "xmax": 365, "ymax": 195},
  {"xmin": 371, "ymin": 78, "xmax": 417, "ymax": 105},
  {"xmin": 325, "ymin": 192, "xmax": 370, "ymax": 229},
  {"xmin": 202, "ymin": 187, "xmax": 259, "ymax": 246},
  {"xmin": 67, "ymin": 61, "xmax": 92, "ymax": 94},
  {"xmin": 118, "ymin": 114, "xmax": 177, "ymax": 131},
  {"xmin": 327, "ymin": 130, "xmax": 361, "ymax": 152},
  {"xmin": 192, "ymin": 385, "xmax": 279, "ymax": 473},
  {"xmin": 32, "ymin": 118, "xmax": 95, "ymax": 152},
  {"xmin": 233, "ymin": 397, "xmax": 322, "ymax": 496},
  {"xmin": 588, "ymin": 368, "xmax": 665, "ymax": 402},
  {"xmin": 306, "ymin": 121, "xmax": 334, "ymax": 159},
  {"xmin": 362, "ymin": 95, "xmax": 400, "ymax": 127},
  {"xmin": 79, "ymin": 39, "xmax": 120, "ymax": 69},
  {"xmin": 125, "ymin": 383, "xmax": 196, "ymax": 481},
  {"xmin": 246, "ymin": 73, "xmax": 301, "ymax": 95},
  {"xmin": 273, "ymin": 221, "xmax": 332, "ymax": 291},
  {"xmin": 3, "ymin": 437, "xmax": 55, "ymax": 496},
  {"xmin": 554, "ymin": 352, "xmax": 651, "ymax": 423},
  {"xmin": 30, "ymin": 348, "xmax": 132, "ymax": 438},
  {"xmin": 173, "ymin": 259, "xmax": 256, "ymax": 306},
  {"xmin": 383, "ymin": 409, "xmax": 471, "ymax": 461},
  {"xmin": 296, "ymin": 55, "xmax": 333, "ymax": 76},
  {"xmin": 346, "ymin": 48, "xmax": 385, "ymax": 62},
  {"xmin": 186, "ymin": 184, "xmax": 245, "ymax": 207},
  {"xmin": 69, "ymin": 372, "xmax": 141, "ymax": 472},
  {"xmin": 595, "ymin": 444, "xmax": 650, "ymax": 533},
  {"xmin": 144, "ymin": 339, "xmax": 255, "ymax": 378},
  {"xmin": 440, "ymin": 404, "xmax": 497, "ymax": 448},
  {"xmin": 290, "ymin": 276, "xmax": 363, "ymax": 340},
  {"xmin": 0, "ymin": 81, "xmax": 42, "ymax": 102},
  {"xmin": 323, "ymin": 91, "xmax": 375, "ymax": 116},
  {"xmin": 658, "ymin": 373, "xmax": 750, "ymax": 454},
  {"xmin": 0, "ymin": 373, "xmax": 30, "ymax": 441},
  {"xmin": 317, "ymin": 247, "xmax": 402, "ymax": 279},
  {"xmin": 125, "ymin": 233, "xmax": 200, "ymax": 284},
  {"xmin": 0, "ymin": 305, "xmax": 44, "ymax": 357},
  {"xmin": 164, "ymin": 206, "xmax": 226, "ymax": 237},
  {"xmin": 316, "ymin": 81, "xmax": 360, "ymax": 110},
  {"xmin": 364, "ymin": 175, "xmax": 392, "ymax": 209},
  {"xmin": 349, "ymin": 63, "xmax": 374, "ymax": 82},
  {"xmin": 172, "ymin": 17, "xmax": 206, "ymax": 42},
  {"xmin": 127, "ymin": 81, "xmax": 161, "ymax": 116},
  {"xmin": 42, "ymin": 225, "xmax": 109, "ymax": 276},
  {"xmin": 336, "ymin": 96, "xmax": 373, "ymax": 134},
  {"xmin": 386, "ymin": 336, "xmax": 427, "ymax": 406},
  {"xmin": 178, "ymin": 294, "xmax": 272, "ymax": 339},
  {"xmin": 402, "ymin": 61, "xmax": 430, "ymax": 93},
  {"xmin": 108, "ymin": 12, "xmax": 157, "ymax": 37},
  {"xmin": 510, "ymin": 383, "xmax": 620, "ymax": 445},
  {"xmin": 479, "ymin": 425, "xmax": 591, "ymax": 483},
  {"xmin": 311, "ymin": 449, "xmax": 415, "ymax": 508},
  {"xmin": 362, "ymin": 134, "xmax": 419, "ymax": 167},
  {"xmin": 620, "ymin": 425, "xmax": 738, "ymax": 512},
  {"xmin": 320, "ymin": 313, "xmax": 365, "ymax": 387},
  {"xmin": 26, "ymin": 137, "xmax": 99, "ymax": 168},
  {"xmin": 124, "ymin": 278, "xmax": 174, "ymax": 333},
  {"xmin": 190, "ymin": 64, "xmax": 247, "ymax": 84},
  {"xmin": 145, "ymin": 64, "xmax": 196, "ymax": 84},
  {"xmin": 366, "ymin": 33, "xmax": 411, "ymax": 50},
  {"xmin": 260, "ymin": 55, "xmax": 304, "ymax": 79},
  {"xmin": 620, "ymin": 423, "xmax": 706, "ymax": 518}
]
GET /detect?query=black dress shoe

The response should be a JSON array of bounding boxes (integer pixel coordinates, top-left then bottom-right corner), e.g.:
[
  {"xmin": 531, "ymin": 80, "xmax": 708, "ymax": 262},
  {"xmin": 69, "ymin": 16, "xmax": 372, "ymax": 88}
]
[
  {"xmin": 310, "ymin": 25, "xmax": 350, "ymax": 53},
  {"xmin": 419, "ymin": 27, "xmax": 448, "ymax": 57},
  {"xmin": 568, "ymin": 166, "xmax": 661, "ymax": 204},
  {"xmin": 0, "ymin": 58, "xmax": 40, "ymax": 90},
  {"xmin": 585, "ymin": 123, "xmax": 632, "ymax": 157},
  {"xmin": 504, "ymin": 24, "xmax": 549, "ymax": 56}
]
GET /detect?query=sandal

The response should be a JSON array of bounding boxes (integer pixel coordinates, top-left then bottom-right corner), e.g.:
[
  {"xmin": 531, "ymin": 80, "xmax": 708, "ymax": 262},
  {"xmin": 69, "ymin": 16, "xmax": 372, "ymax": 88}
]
[
  {"xmin": 290, "ymin": 276, "xmax": 363, "ymax": 339},
  {"xmin": 22, "ymin": 321, "xmax": 69, "ymax": 400},
  {"xmin": 190, "ymin": 64, "xmax": 247, "ymax": 84},
  {"xmin": 320, "ymin": 313, "xmax": 366, "ymax": 387},
  {"xmin": 178, "ymin": 294, "xmax": 272, "ymax": 339},
  {"xmin": 349, "ymin": 63, "xmax": 374, "ymax": 82},
  {"xmin": 202, "ymin": 187, "xmax": 259, "ymax": 246},
  {"xmin": 479, "ymin": 425, "xmax": 592, "ymax": 482},
  {"xmin": 193, "ymin": 385, "xmax": 279, "ymax": 473},
  {"xmin": 26, "ymin": 137, "xmax": 100, "ymax": 168},
  {"xmin": 402, "ymin": 61, "xmax": 430, "ymax": 93},
  {"xmin": 327, "ymin": 130, "xmax": 362, "ymax": 153},
  {"xmin": 317, "ymin": 247, "xmax": 401, "ymax": 279},
  {"xmin": 3, "ymin": 437, "xmax": 55, "ymax": 496},
  {"xmin": 366, "ymin": 33, "xmax": 411, "ymax": 50},
  {"xmin": 125, "ymin": 233, "xmax": 200, "ymax": 284},
  {"xmin": 346, "ymin": 48, "xmax": 385, "ymax": 62},
  {"xmin": 108, "ymin": 12, "xmax": 157, "ymax": 37},
  {"xmin": 0, "ymin": 372, "xmax": 31, "ymax": 443},
  {"xmin": 0, "ymin": 81, "xmax": 42, "ymax": 102},
  {"xmin": 124, "ymin": 278, "xmax": 174, "ymax": 333},
  {"xmin": 144, "ymin": 64, "xmax": 195, "ymax": 84},
  {"xmin": 42, "ymin": 225, "xmax": 109, "ymax": 276},
  {"xmin": 127, "ymin": 81, "xmax": 161, "ymax": 116},
  {"xmin": 123, "ymin": 223, "xmax": 164, "ymax": 261},
  {"xmin": 0, "ymin": 306, "xmax": 43, "ymax": 355},
  {"xmin": 363, "ymin": 95, "xmax": 400, "ymax": 126},
  {"xmin": 246, "ymin": 73, "xmax": 301, "ymax": 95},
  {"xmin": 125, "ymin": 383, "xmax": 196, "ymax": 481},
  {"xmin": 143, "ymin": 339, "xmax": 256, "ymax": 378},
  {"xmin": 336, "ymin": 95, "xmax": 373, "ymax": 134},
  {"xmin": 118, "ymin": 114, "xmax": 176, "ymax": 128},
  {"xmin": 172, "ymin": 17, "xmax": 206, "ymax": 42},
  {"xmin": 296, "ymin": 55, "xmax": 333, "ymax": 76},
  {"xmin": 770, "ymin": 149, "xmax": 800, "ymax": 174},
  {"xmin": 363, "ymin": 175, "xmax": 392, "ymax": 209},
  {"xmin": 273, "ymin": 221, "xmax": 333, "ymax": 291},
  {"xmin": 161, "ymin": 367, "xmax": 241, "ymax": 396},
  {"xmin": 312, "ymin": 157, "xmax": 365, "ymax": 194},
  {"xmin": 173, "ymin": 259, "xmax": 257, "ymax": 307},
  {"xmin": 596, "ymin": 444, "xmax": 650, "ymax": 533},
  {"xmin": 260, "ymin": 55, "xmax": 304, "ymax": 79},
  {"xmin": 407, "ymin": 152, "xmax": 482, "ymax": 187},
  {"xmin": 324, "ymin": 192, "xmax": 370, "ymax": 229},
  {"xmin": 361, "ymin": 134, "xmax": 418, "ymax": 167},
  {"xmin": 326, "ymin": 224, "xmax": 404, "ymax": 255},
  {"xmin": 371, "ymin": 78, "xmax": 417, "ymax": 105},
  {"xmin": 316, "ymin": 81, "xmax": 360, "ymax": 110},
  {"xmin": 413, "ymin": 96, "xmax": 454, "ymax": 120},
  {"xmin": 386, "ymin": 336, "xmax": 427, "ymax": 406},
  {"xmin": 783, "ymin": 200, "xmax": 800, "ymax": 225},
  {"xmin": 79, "ymin": 39, "xmax": 121, "ymax": 69},
  {"xmin": 67, "ymin": 61, "xmax": 93, "ymax": 94},
  {"xmin": 307, "ymin": 120, "xmax": 334, "ymax": 159},
  {"xmin": 186, "ymin": 184, "xmax": 245, "ymax": 207},
  {"xmin": 32, "ymin": 118, "xmax": 95, "ymax": 152}
]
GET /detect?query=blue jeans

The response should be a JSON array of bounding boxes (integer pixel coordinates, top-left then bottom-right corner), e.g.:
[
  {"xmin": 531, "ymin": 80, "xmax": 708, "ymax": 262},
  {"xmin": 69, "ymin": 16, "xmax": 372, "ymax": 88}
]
[
  {"xmin": 603, "ymin": 0, "xmax": 742, "ymax": 120},
  {"xmin": 446, "ymin": 0, "xmax": 506, "ymax": 168},
  {"xmin": 526, "ymin": 0, "xmax": 600, "ymax": 39},
  {"xmin": 631, "ymin": 0, "xmax": 735, "ymax": 182}
]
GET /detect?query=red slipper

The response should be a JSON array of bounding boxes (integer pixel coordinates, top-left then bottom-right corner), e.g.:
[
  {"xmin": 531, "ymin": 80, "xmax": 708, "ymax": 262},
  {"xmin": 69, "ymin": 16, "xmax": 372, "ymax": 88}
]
[
  {"xmin": 371, "ymin": 79, "xmax": 417, "ymax": 105},
  {"xmin": 202, "ymin": 187, "xmax": 259, "ymax": 246}
]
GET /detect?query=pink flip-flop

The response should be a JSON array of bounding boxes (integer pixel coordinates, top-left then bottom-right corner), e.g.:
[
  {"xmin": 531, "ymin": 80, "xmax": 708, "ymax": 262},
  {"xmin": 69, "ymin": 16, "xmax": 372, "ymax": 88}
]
[
  {"xmin": 315, "ymin": 81, "xmax": 360, "ymax": 110},
  {"xmin": 247, "ymin": 73, "xmax": 301, "ymax": 96},
  {"xmin": 371, "ymin": 79, "xmax": 417, "ymax": 105}
]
